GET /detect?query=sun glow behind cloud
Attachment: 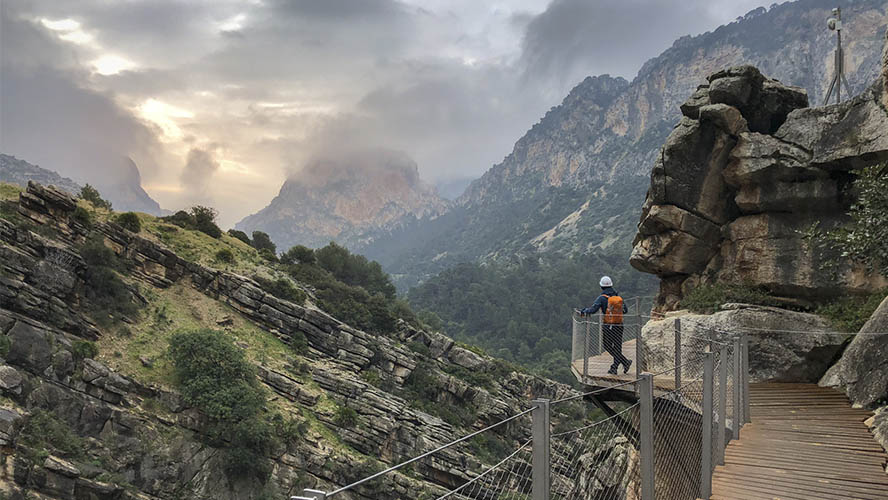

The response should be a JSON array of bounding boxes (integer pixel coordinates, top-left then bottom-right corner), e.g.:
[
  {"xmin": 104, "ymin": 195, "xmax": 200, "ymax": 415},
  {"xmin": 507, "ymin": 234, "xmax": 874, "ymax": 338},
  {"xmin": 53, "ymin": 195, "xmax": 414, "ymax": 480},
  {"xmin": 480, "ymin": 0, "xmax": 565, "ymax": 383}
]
[
  {"xmin": 138, "ymin": 99, "xmax": 194, "ymax": 140},
  {"xmin": 92, "ymin": 54, "xmax": 137, "ymax": 75}
]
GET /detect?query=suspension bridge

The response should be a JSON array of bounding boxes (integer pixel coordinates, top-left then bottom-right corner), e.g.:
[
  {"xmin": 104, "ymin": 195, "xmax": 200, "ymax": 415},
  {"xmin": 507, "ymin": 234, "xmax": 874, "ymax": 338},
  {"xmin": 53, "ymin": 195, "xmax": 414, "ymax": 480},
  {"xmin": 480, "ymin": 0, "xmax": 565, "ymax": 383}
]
[{"xmin": 290, "ymin": 305, "xmax": 888, "ymax": 500}]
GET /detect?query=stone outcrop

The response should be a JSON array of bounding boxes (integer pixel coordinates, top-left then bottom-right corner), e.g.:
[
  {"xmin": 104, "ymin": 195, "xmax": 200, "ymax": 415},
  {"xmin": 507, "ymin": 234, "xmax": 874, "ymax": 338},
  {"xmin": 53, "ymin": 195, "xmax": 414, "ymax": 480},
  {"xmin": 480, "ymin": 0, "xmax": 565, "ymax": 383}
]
[
  {"xmin": 631, "ymin": 64, "xmax": 888, "ymax": 312},
  {"xmin": 641, "ymin": 304, "xmax": 847, "ymax": 382},
  {"xmin": 0, "ymin": 182, "xmax": 579, "ymax": 500},
  {"xmin": 820, "ymin": 296, "xmax": 888, "ymax": 408}
]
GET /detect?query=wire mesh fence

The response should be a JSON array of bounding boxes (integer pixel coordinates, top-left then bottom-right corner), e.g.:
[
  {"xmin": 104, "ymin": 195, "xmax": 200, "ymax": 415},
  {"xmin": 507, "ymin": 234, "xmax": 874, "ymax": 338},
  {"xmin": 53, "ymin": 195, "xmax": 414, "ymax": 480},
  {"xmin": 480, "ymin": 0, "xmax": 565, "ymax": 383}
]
[
  {"xmin": 549, "ymin": 402, "xmax": 641, "ymax": 500},
  {"xmin": 296, "ymin": 311, "xmax": 752, "ymax": 500}
]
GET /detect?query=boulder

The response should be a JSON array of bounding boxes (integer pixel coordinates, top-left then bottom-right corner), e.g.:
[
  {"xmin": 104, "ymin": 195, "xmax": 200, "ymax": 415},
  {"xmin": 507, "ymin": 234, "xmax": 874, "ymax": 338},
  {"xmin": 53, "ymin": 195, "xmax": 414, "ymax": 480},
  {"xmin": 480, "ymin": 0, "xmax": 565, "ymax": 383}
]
[
  {"xmin": 6, "ymin": 321, "xmax": 53, "ymax": 372},
  {"xmin": 820, "ymin": 296, "xmax": 888, "ymax": 408},
  {"xmin": 642, "ymin": 305, "xmax": 846, "ymax": 382},
  {"xmin": 0, "ymin": 365, "xmax": 24, "ymax": 395}
]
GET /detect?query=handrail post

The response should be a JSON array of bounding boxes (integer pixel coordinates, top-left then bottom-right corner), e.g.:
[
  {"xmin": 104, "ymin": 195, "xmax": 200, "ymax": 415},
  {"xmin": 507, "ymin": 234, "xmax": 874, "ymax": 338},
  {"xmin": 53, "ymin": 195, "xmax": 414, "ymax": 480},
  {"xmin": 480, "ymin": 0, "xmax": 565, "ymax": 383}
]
[
  {"xmin": 717, "ymin": 345, "xmax": 728, "ymax": 465},
  {"xmin": 531, "ymin": 399, "xmax": 551, "ymax": 500},
  {"xmin": 598, "ymin": 313, "xmax": 604, "ymax": 357},
  {"xmin": 674, "ymin": 319, "xmax": 681, "ymax": 395},
  {"xmin": 700, "ymin": 352, "xmax": 714, "ymax": 499},
  {"xmin": 742, "ymin": 332, "xmax": 751, "ymax": 424},
  {"xmin": 636, "ymin": 297, "xmax": 643, "ymax": 394},
  {"xmin": 639, "ymin": 373, "xmax": 655, "ymax": 500},
  {"xmin": 732, "ymin": 336, "xmax": 742, "ymax": 438},
  {"xmin": 292, "ymin": 490, "xmax": 326, "ymax": 500},
  {"xmin": 583, "ymin": 317, "xmax": 590, "ymax": 384}
]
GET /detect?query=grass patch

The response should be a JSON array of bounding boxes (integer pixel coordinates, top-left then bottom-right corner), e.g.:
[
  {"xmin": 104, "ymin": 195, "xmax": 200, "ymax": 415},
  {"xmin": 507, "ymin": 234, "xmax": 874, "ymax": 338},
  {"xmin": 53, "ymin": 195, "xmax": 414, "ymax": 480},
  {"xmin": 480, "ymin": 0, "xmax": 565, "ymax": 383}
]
[
  {"xmin": 815, "ymin": 290, "xmax": 888, "ymax": 332},
  {"xmin": 143, "ymin": 218, "xmax": 266, "ymax": 274},
  {"xmin": 0, "ymin": 182, "xmax": 23, "ymax": 201},
  {"xmin": 680, "ymin": 283, "xmax": 779, "ymax": 314},
  {"xmin": 95, "ymin": 284, "xmax": 296, "ymax": 388}
]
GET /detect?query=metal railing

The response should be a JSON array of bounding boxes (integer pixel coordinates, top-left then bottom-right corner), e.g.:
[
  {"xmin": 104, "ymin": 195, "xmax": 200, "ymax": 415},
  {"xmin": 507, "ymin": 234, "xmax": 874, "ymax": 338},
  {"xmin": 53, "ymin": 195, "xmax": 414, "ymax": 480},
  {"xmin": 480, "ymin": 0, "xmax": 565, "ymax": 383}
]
[{"xmin": 292, "ymin": 316, "xmax": 751, "ymax": 500}]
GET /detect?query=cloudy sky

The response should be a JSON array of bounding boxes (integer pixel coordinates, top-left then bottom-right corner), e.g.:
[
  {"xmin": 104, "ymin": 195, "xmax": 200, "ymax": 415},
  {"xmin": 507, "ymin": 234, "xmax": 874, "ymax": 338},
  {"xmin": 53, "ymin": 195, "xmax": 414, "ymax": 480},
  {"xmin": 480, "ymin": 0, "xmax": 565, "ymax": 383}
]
[{"xmin": 1, "ymin": 0, "xmax": 767, "ymax": 226}]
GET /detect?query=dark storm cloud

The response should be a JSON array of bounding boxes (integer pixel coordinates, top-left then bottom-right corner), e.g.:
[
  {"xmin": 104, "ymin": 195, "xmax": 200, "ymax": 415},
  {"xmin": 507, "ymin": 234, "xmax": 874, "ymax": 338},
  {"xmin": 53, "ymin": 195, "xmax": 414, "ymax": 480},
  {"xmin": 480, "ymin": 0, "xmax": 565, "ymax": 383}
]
[
  {"xmin": 521, "ymin": 0, "xmax": 764, "ymax": 94},
  {"xmin": 0, "ymin": 8, "xmax": 166, "ymax": 188}
]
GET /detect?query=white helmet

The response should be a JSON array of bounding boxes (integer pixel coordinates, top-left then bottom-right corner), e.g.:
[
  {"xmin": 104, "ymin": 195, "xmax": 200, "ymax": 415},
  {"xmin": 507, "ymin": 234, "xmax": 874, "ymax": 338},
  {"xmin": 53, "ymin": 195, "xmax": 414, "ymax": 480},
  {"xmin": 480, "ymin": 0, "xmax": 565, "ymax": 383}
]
[{"xmin": 599, "ymin": 276, "xmax": 613, "ymax": 287}]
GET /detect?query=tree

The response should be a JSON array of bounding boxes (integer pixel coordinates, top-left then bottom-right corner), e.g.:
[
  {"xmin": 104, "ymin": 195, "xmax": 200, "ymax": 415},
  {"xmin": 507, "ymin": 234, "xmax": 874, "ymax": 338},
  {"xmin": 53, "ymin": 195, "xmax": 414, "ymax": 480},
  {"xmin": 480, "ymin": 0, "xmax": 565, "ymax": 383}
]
[
  {"xmin": 227, "ymin": 229, "xmax": 251, "ymax": 245},
  {"xmin": 251, "ymin": 231, "xmax": 276, "ymax": 254},
  {"xmin": 79, "ymin": 184, "xmax": 111, "ymax": 210},
  {"xmin": 190, "ymin": 205, "xmax": 222, "ymax": 238},
  {"xmin": 280, "ymin": 245, "xmax": 316, "ymax": 265},
  {"xmin": 115, "ymin": 212, "xmax": 141, "ymax": 233}
]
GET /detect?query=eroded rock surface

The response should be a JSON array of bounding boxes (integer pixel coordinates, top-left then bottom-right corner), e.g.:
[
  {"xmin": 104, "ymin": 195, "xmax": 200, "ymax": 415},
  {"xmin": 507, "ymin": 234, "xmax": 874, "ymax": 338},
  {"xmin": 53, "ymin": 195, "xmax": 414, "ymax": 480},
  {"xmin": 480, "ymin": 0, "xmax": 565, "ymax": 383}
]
[
  {"xmin": 642, "ymin": 304, "xmax": 846, "ymax": 383},
  {"xmin": 632, "ymin": 65, "xmax": 888, "ymax": 312}
]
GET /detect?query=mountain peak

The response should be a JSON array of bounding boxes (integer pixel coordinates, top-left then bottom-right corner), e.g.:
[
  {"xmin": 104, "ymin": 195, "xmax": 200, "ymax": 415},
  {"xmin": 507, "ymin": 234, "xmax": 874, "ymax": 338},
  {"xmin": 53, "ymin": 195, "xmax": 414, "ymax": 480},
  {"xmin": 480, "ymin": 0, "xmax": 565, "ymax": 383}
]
[{"xmin": 237, "ymin": 148, "xmax": 447, "ymax": 250}]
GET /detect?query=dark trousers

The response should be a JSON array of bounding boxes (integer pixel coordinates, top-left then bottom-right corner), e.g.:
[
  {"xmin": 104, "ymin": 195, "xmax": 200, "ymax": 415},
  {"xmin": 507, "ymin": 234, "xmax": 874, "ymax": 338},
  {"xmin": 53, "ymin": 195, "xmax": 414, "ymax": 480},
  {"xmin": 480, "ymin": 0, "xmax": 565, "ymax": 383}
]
[{"xmin": 604, "ymin": 324, "xmax": 629, "ymax": 370}]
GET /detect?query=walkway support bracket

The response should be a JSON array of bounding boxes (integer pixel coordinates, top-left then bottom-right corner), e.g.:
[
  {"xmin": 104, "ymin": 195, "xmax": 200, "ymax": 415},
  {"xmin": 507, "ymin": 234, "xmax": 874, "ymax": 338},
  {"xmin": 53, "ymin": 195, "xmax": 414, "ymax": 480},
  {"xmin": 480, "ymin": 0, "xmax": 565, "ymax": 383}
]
[
  {"xmin": 700, "ymin": 352, "xmax": 714, "ymax": 499},
  {"xmin": 292, "ymin": 490, "xmax": 326, "ymax": 500},
  {"xmin": 639, "ymin": 373, "xmax": 655, "ymax": 500},
  {"xmin": 531, "ymin": 399, "xmax": 551, "ymax": 500}
]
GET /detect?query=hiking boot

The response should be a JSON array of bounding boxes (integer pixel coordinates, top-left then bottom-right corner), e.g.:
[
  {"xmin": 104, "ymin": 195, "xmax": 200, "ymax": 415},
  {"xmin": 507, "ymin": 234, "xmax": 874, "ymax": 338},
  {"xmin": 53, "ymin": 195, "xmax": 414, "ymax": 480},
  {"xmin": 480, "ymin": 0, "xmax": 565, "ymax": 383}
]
[
  {"xmin": 623, "ymin": 360, "xmax": 632, "ymax": 374},
  {"xmin": 607, "ymin": 367, "xmax": 618, "ymax": 375}
]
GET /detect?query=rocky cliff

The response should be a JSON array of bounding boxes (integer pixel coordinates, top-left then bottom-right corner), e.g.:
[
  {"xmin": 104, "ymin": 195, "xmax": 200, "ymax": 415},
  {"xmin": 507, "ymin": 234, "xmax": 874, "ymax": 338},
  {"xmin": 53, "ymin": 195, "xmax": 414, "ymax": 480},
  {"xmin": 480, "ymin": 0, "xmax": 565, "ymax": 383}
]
[
  {"xmin": 237, "ymin": 150, "xmax": 448, "ymax": 251},
  {"xmin": 0, "ymin": 182, "xmax": 590, "ymax": 499},
  {"xmin": 360, "ymin": 0, "xmax": 887, "ymax": 290},
  {"xmin": 630, "ymin": 61, "xmax": 888, "ymax": 312},
  {"xmin": 0, "ymin": 155, "xmax": 82, "ymax": 197}
]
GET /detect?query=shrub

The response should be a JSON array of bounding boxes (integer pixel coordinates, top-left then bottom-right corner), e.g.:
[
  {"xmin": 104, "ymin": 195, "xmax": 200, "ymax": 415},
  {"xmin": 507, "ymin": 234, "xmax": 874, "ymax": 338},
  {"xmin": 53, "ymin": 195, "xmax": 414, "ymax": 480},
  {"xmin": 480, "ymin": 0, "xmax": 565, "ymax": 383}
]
[
  {"xmin": 680, "ymin": 283, "xmax": 776, "ymax": 314},
  {"xmin": 115, "ymin": 212, "xmax": 142, "ymax": 233},
  {"xmin": 333, "ymin": 405, "xmax": 359, "ymax": 428},
  {"xmin": 168, "ymin": 329, "xmax": 279, "ymax": 479},
  {"xmin": 252, "ymin": 276, "xmax": 306, "ymax": 304},
  {"xmin": 71, "ymin": 206, "xmax": 92, "ymax": 227},
  {"xmin": 78, "ymin": 236, "xmax": 137, "ymax": 324},
  {"xmin": 228, "ymin": 229, "xmax": 251, "ymax": 245},
  {"xmin": 259, "ymin": 248, "xmax": 278, "ymax": 262},
  {"xmin": 162, "ymin": 206, "xmax": 222, "ymax": 238},
  {"xmin": 251, "ymin": 231, "xmax": 276, "ymax": 254},
  {"xmin": 79, "ymin": 184, "xmax": 111, "ymax": 210},
  {"xmin": 72, "ymin": 340, "xmax": 99, "ymax": 360},
  {"xmin": 825, "ymin": 164, "xmax": 888, "ymax": 276},
  {"xmin": 17, "ymin": 410, "xmax": 84, "ymax": 460},
  {"xmin": 280, "ymin": 245, "xmax": 316, "ymax": 266},
  {"xmin": 0, "ymin": 335, "xmax": 10, "ymax": 358},
  {"xmin": 816, "ymin": 290, "xmax": 887, "ymax": 332},
  {"xmin": 215, "ymin": 248, "xmax": 235, "ymax": 264}
]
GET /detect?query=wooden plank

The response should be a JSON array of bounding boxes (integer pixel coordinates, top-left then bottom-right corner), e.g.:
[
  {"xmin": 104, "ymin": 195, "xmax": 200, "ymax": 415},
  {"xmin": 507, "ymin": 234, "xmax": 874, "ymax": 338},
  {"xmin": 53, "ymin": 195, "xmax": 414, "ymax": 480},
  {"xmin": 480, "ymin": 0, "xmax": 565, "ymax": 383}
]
[{"xmin": 710, "ymin": 383, "xmax": 888, "ymax": 500}]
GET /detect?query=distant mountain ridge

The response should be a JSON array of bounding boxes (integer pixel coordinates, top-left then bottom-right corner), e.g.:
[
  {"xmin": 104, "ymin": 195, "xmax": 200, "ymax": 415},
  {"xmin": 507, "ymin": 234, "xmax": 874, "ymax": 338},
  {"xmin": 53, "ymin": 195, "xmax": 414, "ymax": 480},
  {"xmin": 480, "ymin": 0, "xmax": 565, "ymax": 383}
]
[
  {"xmin": 236, "ymin": 149, "xmax": 448, "ymax": 250},
  {"xmin": 0, "ymin": 153, "xmax": 165, "ymax": 215},
  {"xmin": 360, "ymin": 0, "xmax": 887, "ymax": 290},
  {"xmin": 0, "ymin": 154, "xmax": 81, "ymax": 195}
]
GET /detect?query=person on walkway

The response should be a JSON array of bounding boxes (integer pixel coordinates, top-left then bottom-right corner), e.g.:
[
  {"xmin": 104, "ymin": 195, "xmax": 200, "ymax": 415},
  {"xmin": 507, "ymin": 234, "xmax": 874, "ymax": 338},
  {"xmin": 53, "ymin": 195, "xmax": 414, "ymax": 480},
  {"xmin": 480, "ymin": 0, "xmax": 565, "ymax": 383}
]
[{"xmin": 581, "ymin": 276, "xmax": 631, "ymax": 375}]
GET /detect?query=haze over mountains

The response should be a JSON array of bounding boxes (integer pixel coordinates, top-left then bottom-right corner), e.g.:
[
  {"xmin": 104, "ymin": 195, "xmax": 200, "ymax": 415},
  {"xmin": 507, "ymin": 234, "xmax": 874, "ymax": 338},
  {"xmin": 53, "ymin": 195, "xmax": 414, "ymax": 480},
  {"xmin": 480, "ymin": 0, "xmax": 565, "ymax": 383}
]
[{"xmin": 242, "ymin": 0, "xmax": 885, "ymax": 290}]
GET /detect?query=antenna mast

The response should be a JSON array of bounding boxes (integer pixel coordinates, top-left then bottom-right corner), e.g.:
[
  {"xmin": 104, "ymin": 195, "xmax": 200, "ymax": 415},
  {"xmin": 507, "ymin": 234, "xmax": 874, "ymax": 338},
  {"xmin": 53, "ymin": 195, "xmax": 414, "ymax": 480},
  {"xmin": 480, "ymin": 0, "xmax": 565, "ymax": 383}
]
[{"xmin": 824, "ymin": 6, "xmax": 851, "ymax": 104}]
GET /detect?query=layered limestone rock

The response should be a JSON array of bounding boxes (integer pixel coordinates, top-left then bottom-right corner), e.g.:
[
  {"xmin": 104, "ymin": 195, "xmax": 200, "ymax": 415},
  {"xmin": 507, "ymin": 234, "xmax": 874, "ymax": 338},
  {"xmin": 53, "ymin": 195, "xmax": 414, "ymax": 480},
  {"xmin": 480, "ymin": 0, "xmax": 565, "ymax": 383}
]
[
  {"xmin": 0, "ymin": 183, "xmax": 578, "ymax": 500},
  {"xmin": 631, "ymin": 65, "xmax": 888, "ymax": 312},
  {"xmin": 641, "ymin": 305, "xmax": 847, "ymax": 382}
]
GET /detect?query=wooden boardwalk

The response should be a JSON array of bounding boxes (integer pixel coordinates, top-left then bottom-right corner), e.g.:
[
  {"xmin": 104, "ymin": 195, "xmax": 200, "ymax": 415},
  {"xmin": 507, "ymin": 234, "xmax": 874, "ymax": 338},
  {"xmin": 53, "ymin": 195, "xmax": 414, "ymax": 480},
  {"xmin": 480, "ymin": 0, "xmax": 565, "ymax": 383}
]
[
  {"xmin": 570, "ymin": 339, "xmax": 688, "ymax": 394},
  {"xmin": 711, "ymin": 383, "xmax": 888, "ymax": 500}
]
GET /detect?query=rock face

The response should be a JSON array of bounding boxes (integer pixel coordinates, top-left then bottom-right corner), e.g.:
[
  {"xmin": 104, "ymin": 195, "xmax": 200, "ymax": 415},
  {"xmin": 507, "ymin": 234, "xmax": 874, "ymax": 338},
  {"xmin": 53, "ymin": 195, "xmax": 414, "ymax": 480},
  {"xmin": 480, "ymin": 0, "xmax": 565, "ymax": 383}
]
[
  {"xmin": 820, "ymin": 296, "xmax": 888, "ymax": 408},
  {"xmin": 237, "ymin": 149, "xmax": 448, "ymax": 251},
  {"xmin": 359, "ymin": 1, "xmax": 888, "ymax": 290},
  {"xmin": 0, "ymin": 182, "xmax": 579, "ymax": 500},
  {"xmin": 631, "ymin": 63, "xmax": 888, "ymax": 312},
  {"xmin": 641, "ymin": 304, "xmax": 847, "ymax": 382}
]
